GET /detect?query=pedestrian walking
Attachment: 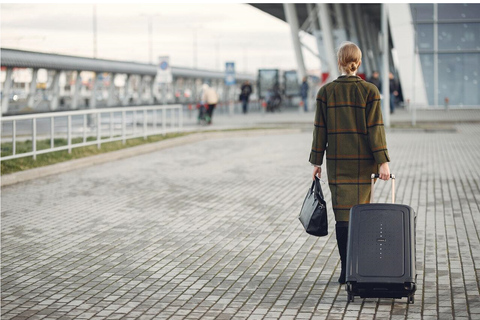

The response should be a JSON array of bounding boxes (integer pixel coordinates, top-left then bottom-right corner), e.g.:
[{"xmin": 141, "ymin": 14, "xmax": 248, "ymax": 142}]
[
  {"xmin": 309, "ymin": 41, "xmax": 391, "ymax": 284},
  {"xmin": 389, "ymin": 72, "xmax": 399, "ymax": 114},
  {"xmin": 367, "ymin": 70, "xmax": 381, "ymax": 91},
  {"xmin": 300, "ymin": 76, "xmax": 309, "ymax": 112},
  {"xmin": 201, "ymin": 83, "xmax": 219, "ymax": 125},
  {"xmin": 240, "ymin": 80, "xmax": 253, "ymax": 114}
]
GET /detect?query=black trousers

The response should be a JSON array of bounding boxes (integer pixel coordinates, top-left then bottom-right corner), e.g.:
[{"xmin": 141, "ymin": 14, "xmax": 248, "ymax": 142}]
[{"xmin": 207, "ymin": 104, "xmax": 216, "ymax": 122}]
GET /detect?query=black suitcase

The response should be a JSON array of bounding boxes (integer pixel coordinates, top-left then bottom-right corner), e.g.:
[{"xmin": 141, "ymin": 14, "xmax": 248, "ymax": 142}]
[{"xmin": 346, "ymin": 174, "xmax": 417, "ymax": 304}]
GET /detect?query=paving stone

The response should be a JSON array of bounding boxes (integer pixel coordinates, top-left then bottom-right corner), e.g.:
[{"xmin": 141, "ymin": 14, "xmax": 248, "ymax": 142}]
[{"xmin": 2, "ymin": 120, "xmax": 480, "ymax": 319}]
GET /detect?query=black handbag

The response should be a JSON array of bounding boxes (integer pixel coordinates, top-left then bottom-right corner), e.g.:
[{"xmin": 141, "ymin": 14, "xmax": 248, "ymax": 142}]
[{"xmin": 298, "ymin": 176, "xmax": 328, "ymax": 236}]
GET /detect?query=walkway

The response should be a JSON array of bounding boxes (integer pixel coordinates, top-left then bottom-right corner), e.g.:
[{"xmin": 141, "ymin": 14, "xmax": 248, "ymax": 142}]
[{"xmin": 1, "ymin": 110, "xmax": 480, "ymax": 319}]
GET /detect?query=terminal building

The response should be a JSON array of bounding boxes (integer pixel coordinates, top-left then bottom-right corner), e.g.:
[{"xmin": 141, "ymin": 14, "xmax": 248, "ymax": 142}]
[
  {"xmin": 251, "ymin": 3, "xmax": 480, "ymax": 108},
  {"xmin": 1, "ymin": 3, "xmax": 479, "ymax": 114}
]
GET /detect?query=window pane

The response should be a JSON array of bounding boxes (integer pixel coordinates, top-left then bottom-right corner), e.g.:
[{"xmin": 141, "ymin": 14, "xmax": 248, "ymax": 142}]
[
  {"xmin": 438, "ymin": 4, "xmax": 480, "ymax": 21},
  {"xmin": 437, "ymin": 53, "xmax": 480, "ymax": 106},
  {"xmin": 416, "ymin": 24, "xmax": 433, "ymax": 50},
  {"xmin": 438, "ymin": 23, "xmax": 480, "ymax": 51},
  {"xmin": 419, "ymin": 54, "xmax": 434, "ymax": 106},
  {"xmin": 411, "ymin": 4, "xmax": 433, "ymax": 21}
]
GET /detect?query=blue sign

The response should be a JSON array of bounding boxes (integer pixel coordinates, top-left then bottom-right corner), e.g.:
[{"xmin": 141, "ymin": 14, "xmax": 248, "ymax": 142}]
[{"xmin": 225, "ymin": 62, "xmax": 236, "ymax": 86}]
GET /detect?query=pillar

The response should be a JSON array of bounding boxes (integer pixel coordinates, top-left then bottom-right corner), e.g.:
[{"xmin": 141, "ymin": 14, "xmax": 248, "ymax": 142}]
[
  {"xmin": 137, "ymin": 75, "xmax": 145, "ymax": 105},
  {"xmin": 381, "ymin": 3, "xmax": 390, "ymax": 127},
  {"xmin": 123, "ymin": 74, "xmax": 131, "ymax": 106},
  {"xmin": 107, "ymin": 72, "xmax": 116, "ymax": 107},
  {"xmin": 89, "ymin": 73, "xmax": 98, "ymax": 109},
  {"xmin": 27, "ymin": 68, "xmax": 38, "ymax": 109},
  {"xmin": 71, "ymin": 71, "xmax": 82, "ymax": 110},
  {"xmin": 317, "ymin": 3, "xmax": 339, "ymax": 80},
  {"xmin": 50, "ymin": 71, "xmax": 61, "ymax": 111},
  {"xmin": 283, "ymin": 3, "xmax": 307, "ymax": 82},
  {"xmin": 353, "ymin": 5, "xmax": 372, "ymax": 77},
  {"xmin": 1, "ymin": 67, "xmax": 13, "ymax": 114}
]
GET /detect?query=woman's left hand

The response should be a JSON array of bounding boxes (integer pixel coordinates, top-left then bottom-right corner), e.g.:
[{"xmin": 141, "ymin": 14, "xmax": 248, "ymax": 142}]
[{"xmin": 313, "ymin": 166, "xmax": 321, "ymax": 180}]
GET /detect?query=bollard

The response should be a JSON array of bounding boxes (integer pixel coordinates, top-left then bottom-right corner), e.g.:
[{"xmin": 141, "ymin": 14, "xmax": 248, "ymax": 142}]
[{"xmin": 444, "ymin": 97, "xmax": 449, "ymax": 111}]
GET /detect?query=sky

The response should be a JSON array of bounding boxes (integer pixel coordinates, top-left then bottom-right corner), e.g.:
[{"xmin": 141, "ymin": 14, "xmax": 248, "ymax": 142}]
[{"xmin": 0, "ymin": 3, "xmax": 321, "ymax": 75}]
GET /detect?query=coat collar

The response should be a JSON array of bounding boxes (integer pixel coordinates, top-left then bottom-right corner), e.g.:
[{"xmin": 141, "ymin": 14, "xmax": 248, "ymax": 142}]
[{"xmin": 334, "ymin": 75, "xmax": 362, "ymax": 82}]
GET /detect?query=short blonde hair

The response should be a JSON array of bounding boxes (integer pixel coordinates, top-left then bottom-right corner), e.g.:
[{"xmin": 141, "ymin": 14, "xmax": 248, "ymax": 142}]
[{"xmin": 337, "ymin": 41, "xmax": 362, "ymax": 74}]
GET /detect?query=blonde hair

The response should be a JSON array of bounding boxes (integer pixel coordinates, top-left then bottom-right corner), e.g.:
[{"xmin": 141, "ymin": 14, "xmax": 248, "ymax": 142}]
[{"xmin": 337, "ymin": 41, "xmax": 362, "ymax": 75}]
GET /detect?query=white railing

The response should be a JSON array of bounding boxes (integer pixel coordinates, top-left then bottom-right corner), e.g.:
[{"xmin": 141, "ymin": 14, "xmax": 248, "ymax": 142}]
[{"xmin": 0, "ymin": 105, "xmax": 183, "ymax": 161}]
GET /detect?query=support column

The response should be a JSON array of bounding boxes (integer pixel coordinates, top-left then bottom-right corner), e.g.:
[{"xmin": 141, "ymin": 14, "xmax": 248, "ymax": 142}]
[
  {"xmin": 50, "ymin": 71, "xmax": 61, "ymax": 111},
  {"xmin": 283, "ymin": 3, "xmax": 307, "ymax": 82},
  {"xmin": 123, "ymin": 74, "xmax": 131, "ymax": 106},
  {"xmin": 137, "ymin": 75, "xmax": 145, "ymax": 105},
  {"xmin": 27, "ymin": 68, "xmax": 38, "ymax": 109},
  {"xmin": 89, "ymin": 72, "xmax": 98, "ymax": 110},
  {"xmin": 1, "ymin": 67, "xmax": 13, "ymax": 114},
  {"xmin": 381, "ymin": 4, "xmax": 390, "ymax": 127},
  {"xmin": 107, "ymin": 72, "xmax": 116, "ymax": 107},
  {"xmin": 317, "ymin": 3, "xmax": 338, "ymax": 81},
  {"xmin": 344, "ymin": 4, "xmax": 360, "ymax": 45},
  {"xmin": 353, "ymin": 5, "xmax": 372, "ymax": 77},
  {"xmin": 149, "ymin": 77, "xmax": 155, "ymax": 104},
  {"xmin": 71, "ymin": 71, "xmax": 82, "ymax": 110},
  {"xmin": 362, "ymin": 13, "xmax": 378, "ymax": 73},
  {"xmin": 333, "ymin": 4, "xmax": 345, "ymax": 29}
]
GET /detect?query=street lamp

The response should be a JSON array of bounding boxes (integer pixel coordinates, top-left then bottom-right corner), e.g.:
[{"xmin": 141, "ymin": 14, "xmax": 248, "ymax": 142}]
[{"xmin": 140, "ymin": 13, "xmax": 160, "ymax": 64}]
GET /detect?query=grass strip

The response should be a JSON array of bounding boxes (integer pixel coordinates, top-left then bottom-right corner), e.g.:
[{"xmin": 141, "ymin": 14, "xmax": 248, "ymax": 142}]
[{"xmin": 1, "ymin": 132, "xmax": 190, "ymax": 175}]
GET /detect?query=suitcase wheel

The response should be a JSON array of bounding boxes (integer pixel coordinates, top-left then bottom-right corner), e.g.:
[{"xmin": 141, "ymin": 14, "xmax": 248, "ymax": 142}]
[
  {"xmin": 348, "ymin": 294, "xmax": 354, "ymax": 303},
  {"xmin": 408, "ymin": 295, "xmax": 415, "ymax": 304}
]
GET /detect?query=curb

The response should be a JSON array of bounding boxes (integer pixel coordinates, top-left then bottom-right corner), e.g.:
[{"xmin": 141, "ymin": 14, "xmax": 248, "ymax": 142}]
[{"xmin": 1, "ymin": 128, "xmax": 301, "ymax": 187}]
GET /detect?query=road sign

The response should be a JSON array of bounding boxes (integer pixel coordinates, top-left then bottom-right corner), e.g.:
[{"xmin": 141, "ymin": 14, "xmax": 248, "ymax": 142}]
[
  {"xmin": 157, "ymin": 56, "xmax": 172, "ymax": 84},
  {"xmin": 225, "ymin": 62, "xmax": 235, "ymax": 86}
]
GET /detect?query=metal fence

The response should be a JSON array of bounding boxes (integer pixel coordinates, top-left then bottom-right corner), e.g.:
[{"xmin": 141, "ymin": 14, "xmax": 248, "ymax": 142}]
[{"xmin": 0, "ymin": 105, "xmax": 183, "ymax": 161}]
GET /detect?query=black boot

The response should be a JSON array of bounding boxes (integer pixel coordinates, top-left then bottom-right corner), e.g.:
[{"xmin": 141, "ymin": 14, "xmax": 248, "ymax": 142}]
[{"xmin": 336, "ymin": 222, "xmax": 349, "ymax": 284}]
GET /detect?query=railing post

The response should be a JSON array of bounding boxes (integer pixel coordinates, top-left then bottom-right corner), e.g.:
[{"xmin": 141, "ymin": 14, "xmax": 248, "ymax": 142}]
[
  {"xmin": 162, "ymin": 107, "xmax": 166, "ymax": 136},
  {"xmin": 67, "ymin": 115, "xmax": 72, "ymax": 154},
  {"xmin": 32, "ymin": 118, "xmax": 37, "ymax": 160},
  {"xmin": 50, "ymin": 117, "xmax": 55, "ymax": 149},
  {"xmin": 179, "ymin": 105, "xmax": 183, "ymax": 131},
  {"xmin": 110, "ymin": 112, "xmax": 114, "ymax": 140},
  {"xmin": 122, "ymin": 110, "xmax": 126, "ymax": 144},
  {"xmin": 83, "ymin": 114, "xmax": 87, "ymax": 144},
  {"xmin": 153, "ymin": 108, "xmax": 157, "ymax": 133},
  {"xmin": 12, "ymin": 120, "xmax": 16, "ymax": 156},
  {"xmin": 143, "ymin": 109, "xmax": 147, "ymax": 140},
  {"xmin": 133, "ymin": 110, "xmax": 136, "ymax": 137},
  {"xmin": 97, "ymin": 112, "xmax": 101, "ymax": 149}
]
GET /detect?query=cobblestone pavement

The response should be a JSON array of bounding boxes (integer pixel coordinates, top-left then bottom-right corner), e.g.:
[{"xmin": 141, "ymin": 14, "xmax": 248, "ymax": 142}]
[{"xmin": 2, "ymin": 123, "xmax": 480, "ymax": 319}]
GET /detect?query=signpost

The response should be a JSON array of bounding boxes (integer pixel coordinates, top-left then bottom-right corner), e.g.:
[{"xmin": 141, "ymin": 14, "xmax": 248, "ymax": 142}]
[
  {"xmin": 225, "ymin": 62, "xmax": 235, "ymax": 114},
  {"xmin": 158, "ymin": 56, "xmax": 172, "ymax": 105}
]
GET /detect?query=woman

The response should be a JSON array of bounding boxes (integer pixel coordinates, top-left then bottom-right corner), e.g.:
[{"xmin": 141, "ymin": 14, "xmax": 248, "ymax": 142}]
[{"xmin": 309, "ymin": 42, "xmax": 391, "ymax": 284}]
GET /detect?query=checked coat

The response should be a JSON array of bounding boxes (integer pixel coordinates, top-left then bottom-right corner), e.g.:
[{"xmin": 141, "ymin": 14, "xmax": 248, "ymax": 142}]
[{"xmin": 309, "ymin": 75, "xmax": 390, "ymax": 222}]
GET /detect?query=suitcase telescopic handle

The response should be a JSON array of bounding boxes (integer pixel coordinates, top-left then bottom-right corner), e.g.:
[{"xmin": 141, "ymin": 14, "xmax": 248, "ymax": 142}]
[{"xmin": 370, "ymin": 173, "xmax": 396, "ymax": 204}]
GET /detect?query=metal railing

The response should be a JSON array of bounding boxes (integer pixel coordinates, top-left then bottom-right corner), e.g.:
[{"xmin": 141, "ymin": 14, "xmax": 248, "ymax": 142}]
[{"xmin": 0, "ymin": 105, "xmax": 183, "ymax": 161}]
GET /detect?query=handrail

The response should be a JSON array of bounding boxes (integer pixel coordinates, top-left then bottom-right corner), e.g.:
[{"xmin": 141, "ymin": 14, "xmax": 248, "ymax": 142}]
[{"xmin": 1, "ymin": 105, "xmax": 183, "ymax": 161}]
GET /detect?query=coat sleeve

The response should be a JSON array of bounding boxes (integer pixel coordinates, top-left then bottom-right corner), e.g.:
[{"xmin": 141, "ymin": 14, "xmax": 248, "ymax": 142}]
[
  {"xmin": 366, "ymin": 90, "xmax": 390, "ymax": 164},
  {"xmin": 309, "ymin": 87, "xmax": 328, "ymax": 166}
]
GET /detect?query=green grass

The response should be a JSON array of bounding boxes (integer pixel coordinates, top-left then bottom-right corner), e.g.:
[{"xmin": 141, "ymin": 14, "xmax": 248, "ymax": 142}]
[{"xmin": 1, "ymin": 133, "xmax": 190, "ymax": 175}]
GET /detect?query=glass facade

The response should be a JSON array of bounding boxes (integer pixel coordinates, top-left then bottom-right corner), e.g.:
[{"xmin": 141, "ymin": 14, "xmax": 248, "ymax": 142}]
[{"xmin": 411, "ymin": 3, "xmax": 480, "ymax": 107}]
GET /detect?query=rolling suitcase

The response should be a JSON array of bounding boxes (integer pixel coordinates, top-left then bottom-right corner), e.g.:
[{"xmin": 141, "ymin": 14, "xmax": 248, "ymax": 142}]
[{"xmin": 346, "ymin": 174, "xmax": 416, "ymax": 304}]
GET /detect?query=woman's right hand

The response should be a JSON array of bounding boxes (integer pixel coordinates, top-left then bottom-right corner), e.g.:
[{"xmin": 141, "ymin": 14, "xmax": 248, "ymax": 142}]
[
  {"xmin": 378, "ymin": 162, "xmax": 390, "ymax": 180},
  {"xmin": 313, "ymin": 166, "xmax": 321, "ymax": 180}
]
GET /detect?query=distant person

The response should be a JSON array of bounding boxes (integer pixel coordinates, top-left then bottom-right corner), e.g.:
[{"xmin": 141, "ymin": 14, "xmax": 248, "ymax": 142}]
[
  {"xmin": 389, "ymin": 72, "xmax": 399, "ymax": 114},
  {"xmin": 368, "ymin": 71, "xmax": 381, "ymax": 91},
  {"xmin": 240, "ymin": 80, "xmax": 253, "ymax": 114},
  {"xmin": 300, "ymin": 76, "xmax": 309, "ymax": 112},
  {"xmin": 201, "ymin": 83, "xmax": 219, "ymax": 125}
]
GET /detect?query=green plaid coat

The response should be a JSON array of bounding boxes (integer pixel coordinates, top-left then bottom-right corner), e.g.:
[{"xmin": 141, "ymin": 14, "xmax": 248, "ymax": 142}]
[{"xmin": 309, "ymin": 75, "xmax": 390, "ymax": 222}]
